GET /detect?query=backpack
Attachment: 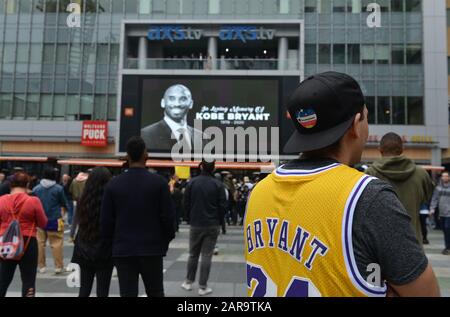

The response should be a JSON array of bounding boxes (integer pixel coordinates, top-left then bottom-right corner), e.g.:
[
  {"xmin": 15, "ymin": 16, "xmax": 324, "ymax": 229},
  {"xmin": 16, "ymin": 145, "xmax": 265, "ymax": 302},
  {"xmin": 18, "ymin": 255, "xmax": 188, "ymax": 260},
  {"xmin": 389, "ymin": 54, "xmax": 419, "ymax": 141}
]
[{"xmin": 0, "ymin": 198, "xmax": 34, "ymax": 261}]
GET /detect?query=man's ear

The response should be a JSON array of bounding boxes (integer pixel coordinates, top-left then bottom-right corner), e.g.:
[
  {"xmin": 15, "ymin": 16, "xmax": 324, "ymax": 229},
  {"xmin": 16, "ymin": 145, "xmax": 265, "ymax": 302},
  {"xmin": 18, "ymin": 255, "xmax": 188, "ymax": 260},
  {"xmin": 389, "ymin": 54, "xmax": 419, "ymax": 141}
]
[
  {"xmin": 161, "ymin": 99, "xmax": 166, "ymax": 109},
  {"xmin": 348, "ymin": 114, "xmax": 361, "ymax": 138},
  {"xmin": 189, "ymin": 100, "xmax": 194, "ymax": 110}
]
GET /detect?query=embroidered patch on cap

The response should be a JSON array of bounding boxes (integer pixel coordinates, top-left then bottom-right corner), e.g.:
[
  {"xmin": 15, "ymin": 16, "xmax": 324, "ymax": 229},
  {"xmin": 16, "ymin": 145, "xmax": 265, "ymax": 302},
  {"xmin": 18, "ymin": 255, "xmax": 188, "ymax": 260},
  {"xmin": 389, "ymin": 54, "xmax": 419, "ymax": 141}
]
[{"xmin": 297, "ymin": 109, "xmax": 318, "ymax": 129}]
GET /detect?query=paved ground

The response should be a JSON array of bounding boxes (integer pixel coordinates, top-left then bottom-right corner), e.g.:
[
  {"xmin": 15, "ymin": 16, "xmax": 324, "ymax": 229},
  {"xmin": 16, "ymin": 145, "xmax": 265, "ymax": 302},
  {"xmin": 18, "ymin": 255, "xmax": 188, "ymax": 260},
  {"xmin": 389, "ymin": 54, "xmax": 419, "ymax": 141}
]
[{"xmin": 4, "ymin": 225, "xmax": 450, "ymax": 297}]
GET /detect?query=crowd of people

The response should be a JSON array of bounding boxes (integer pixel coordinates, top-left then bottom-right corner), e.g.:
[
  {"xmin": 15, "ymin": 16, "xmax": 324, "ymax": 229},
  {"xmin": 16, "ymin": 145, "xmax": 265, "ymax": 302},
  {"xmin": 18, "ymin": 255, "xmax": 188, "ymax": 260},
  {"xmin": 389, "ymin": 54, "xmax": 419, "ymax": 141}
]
[
  {"xmin": 0, "ymin": 72, "xmax": 449, "ymax": 298},
  {"xmin": 0, "ymin": 136, "xmax": 262, "ymax": 297}
]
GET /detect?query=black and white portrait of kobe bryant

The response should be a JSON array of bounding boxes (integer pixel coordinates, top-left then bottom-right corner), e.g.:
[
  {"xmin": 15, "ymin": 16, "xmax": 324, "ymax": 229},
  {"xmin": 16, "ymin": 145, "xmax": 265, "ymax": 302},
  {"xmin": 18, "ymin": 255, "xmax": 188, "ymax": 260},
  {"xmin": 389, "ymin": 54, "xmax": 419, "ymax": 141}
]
[{"xmin": 141, "ymin": 84, "xmax": 205, "ymax": 152}]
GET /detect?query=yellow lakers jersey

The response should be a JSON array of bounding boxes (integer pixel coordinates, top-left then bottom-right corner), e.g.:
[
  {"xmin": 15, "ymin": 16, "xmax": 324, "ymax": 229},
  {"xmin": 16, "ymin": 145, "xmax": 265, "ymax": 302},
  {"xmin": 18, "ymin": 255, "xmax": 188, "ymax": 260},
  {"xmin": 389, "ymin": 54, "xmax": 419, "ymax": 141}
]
[{"xmin": 245, "ymin": 163, "xmax": 387, "ymax": 297}]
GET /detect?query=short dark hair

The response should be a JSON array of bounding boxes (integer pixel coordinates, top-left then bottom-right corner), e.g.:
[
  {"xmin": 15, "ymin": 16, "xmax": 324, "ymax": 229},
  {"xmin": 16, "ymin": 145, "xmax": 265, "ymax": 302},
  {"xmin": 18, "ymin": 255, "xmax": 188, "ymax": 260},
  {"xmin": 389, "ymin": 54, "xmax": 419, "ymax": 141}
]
[
  {"xmin": 200, "ymin": 160, "xmax": 215, "ymax": 174},
  {"xmin": 380, "ymin": 133, "xmax": 403, "ymax": 156},
  {"xmin": 43, "ymin": 168, "xmax": 57, "ymax": 181},
  {"xmin": 127, "ymin": 136, "xmax": 147, "ymax": 163},
  {"xmin": 11, "ymin": 172, "xmax": 30, "ymax": 189}
]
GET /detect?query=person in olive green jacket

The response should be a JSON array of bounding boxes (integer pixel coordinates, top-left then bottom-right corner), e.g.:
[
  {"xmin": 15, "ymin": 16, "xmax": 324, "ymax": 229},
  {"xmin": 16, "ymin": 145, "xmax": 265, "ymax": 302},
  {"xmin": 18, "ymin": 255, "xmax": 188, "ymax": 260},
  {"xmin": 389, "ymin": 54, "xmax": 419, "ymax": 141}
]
[{"xmin": 365, "ymin": 133, "xmax": 434, "ymax": 245}]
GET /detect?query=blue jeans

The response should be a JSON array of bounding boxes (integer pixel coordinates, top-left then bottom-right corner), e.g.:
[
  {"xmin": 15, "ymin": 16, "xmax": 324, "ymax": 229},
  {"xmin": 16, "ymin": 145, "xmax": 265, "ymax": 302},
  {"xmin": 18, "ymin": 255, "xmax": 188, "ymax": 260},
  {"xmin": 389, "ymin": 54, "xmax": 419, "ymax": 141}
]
[
  {"xmin": 442, "ymin": 217, "xmax": 450, "ymax": 250},
  {"xmin": 66, "ymin": 200, "xmax": 74, "ymax": 225}
]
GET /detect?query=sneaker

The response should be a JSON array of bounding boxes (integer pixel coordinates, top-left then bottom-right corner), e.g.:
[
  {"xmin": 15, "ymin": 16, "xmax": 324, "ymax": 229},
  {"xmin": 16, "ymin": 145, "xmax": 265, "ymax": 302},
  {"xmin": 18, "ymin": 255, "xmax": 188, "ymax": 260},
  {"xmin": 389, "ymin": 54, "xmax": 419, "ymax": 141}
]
[
  {"xmin": 38, "ymin": 267, "xmax": 46, "ymax": 274},
  {"xmin": 198, "ymin": 287, "xmax": 213, "ymax": 296},
  {"xmin": 181, "ymin": 281, "xmax": 193, "ymax": 291},
  {"xmin": 423, "ymin": 239, "xmax": 430, "ymax": 245},
  {"xmin": 213, "ymin": 247, "xmax": 219, "ymax": 255},
  {"xmin": 442, "ymin": 249, "xmax": 450, "ymax": 256},
  {"xmin": 54, "ymin": 268, "xmax": 63, "ymax": 274}
]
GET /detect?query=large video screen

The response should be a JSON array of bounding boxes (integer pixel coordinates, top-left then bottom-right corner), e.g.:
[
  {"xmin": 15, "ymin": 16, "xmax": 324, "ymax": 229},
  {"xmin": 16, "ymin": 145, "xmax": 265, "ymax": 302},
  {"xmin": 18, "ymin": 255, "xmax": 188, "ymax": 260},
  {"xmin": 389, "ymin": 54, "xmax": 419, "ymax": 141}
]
[{"xmin": 119, "ymin": 75, "xmax": 299, "ymax": 158}]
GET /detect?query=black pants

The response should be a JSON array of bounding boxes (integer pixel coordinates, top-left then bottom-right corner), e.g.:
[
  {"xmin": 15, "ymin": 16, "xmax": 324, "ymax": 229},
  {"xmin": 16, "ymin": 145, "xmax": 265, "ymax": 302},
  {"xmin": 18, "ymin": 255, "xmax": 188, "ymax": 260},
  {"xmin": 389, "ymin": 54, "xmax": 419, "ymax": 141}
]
[
  {"xmin": 0, "ymin": 237, "xmax": 38, "ymax": 297},
  {"xmin": 114, "ymin": 256, "xmax": 164, "ymax": 298},
  {"xmin": 79, "ymin": 264, "xmax": 114, "ymax": 297},
  {"xmin": 420, "ymin": 214, "xmax": 429, "ymax": 241}
]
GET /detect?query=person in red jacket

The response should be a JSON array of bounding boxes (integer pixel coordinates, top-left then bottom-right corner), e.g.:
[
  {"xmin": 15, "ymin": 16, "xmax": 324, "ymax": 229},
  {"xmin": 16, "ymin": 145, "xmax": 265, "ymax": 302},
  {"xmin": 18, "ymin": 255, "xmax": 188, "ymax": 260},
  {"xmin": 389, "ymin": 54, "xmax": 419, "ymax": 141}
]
[{"xmin": 0, "ymin": 172, "xmax": 48, "ymax": 297}]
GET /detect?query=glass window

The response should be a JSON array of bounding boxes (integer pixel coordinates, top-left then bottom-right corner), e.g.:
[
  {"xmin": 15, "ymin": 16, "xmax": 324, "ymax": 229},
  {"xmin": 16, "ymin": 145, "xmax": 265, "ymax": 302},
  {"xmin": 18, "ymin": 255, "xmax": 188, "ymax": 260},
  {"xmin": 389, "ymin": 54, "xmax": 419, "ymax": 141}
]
[
  {"xmin": 19, "ymin": 0, "xmax": 32, "ymax": 13},
  {"xmin": 333, "ymin": 0, "xmax": 346, "ymax": 12},
  {"xmin": 407, "ymin": 97, "xmax": 424, "ymax": 124},
  {"xmin": 448, "ymin": 9, "xmax": 450, "ymax": 27},
  {"xmin": 94, "ymin": 94, "xmax": 107, "ymax": 119},
  {"xmin": 26, "ymin": 94, "xmax": 39, "ymax": 118},
  {"xmin": 392, "ymin": 96, "xmax": 405, "ymax": 124},
  {"xmin": 405, "ymin": 0, "xmax": 421, "ymax": 12},
  {"xmin": 108, "ymin": 95, "xmax": 116, "ymax": 120},
  {"xmin": 112, "ymin": 0, "xmax": 123, "ymax": 13},
  {"xmin": 56, "ymin": 44, "xmax": 68, "ymax": 64},
  {"xmin": 333, "ymin": 44, "xmax": 345, "ymax": 64},
  {"xmin": 125, "ymin": 0, "xmax": 138, "ymax": 13},
  {"xmin": 139, "ymin": 0, "xmax": 151, "ymax": 14},
  {"xmin": 361, "ymin": 45, "xmax": 375, "ymax": 64},
  {"xmin": 6, "ymin": 0, "xmax": 17, "ymax": 14},
  {"xmin": 16, "ymin": 44, "xmax": 29, "ymax": 64},
  {"xmin": 4, "ymin": 44, "xmax": 16, "ymax": 64},
  {"xmin": 208, "ymin": 0, "xmax": 219, "ymax": 14},
  {"xmin": 391, "ymin": 45, "xmax": 404, "ymax": 64},
  {"xmin": 366, "ymin": 96, "xmax": 376, "ymax": 124},
  {"xmin": 375, "ymin": 45, "xmax": 389, "ymax": 64},
  {"xmin": 305, "ymin": 44, "xmax": 317, "ymax": 64},
  {"xmin": 318, "ymin": 44, "xmax": 331, "ymax": 64},
  {"xmin": 448, "ymin": 57, "xmax": 450, "ymax": 76},
  {"xmin": 377, "ymin": 97, "xmax": 391, "ymax": 124},
  {"xmin": 305, "ymin": 0, "xmax": 317, "ymax": 13},
  {"xmin": 278, "ymin": 0, "xmax": 289, "ymax": 14},
  {"xmin": 347, "ymin": 44, "xmax": 360, "ymax": 64},
  {"xmin": 152, "ymin": 0, "xmax": 165, "ymax": 13},
  {"xmin": 80, "ymin": 95, "xmax": 93, "ymax": 118},
  {"xmin": 53, "ymin": 94, "xmax": 65, "ymax": 117},
  {"xmin": 391, "ymin": 0, "xmax": 404, "ymax": 12},
  {"xmin": 318, "ymin": 0, "xmax": 330, "ymax": 13},
  {"xmin": 39, "ymin": 94, "xmax": 53, "ymax": 118},
  {"xmin": 0, "ymin": 94, "xmax": 13, "ymax": 118},
  {"xmin": 99, "ymin": 0, "xmax": 111, "ymax": 12},
  {"xmin": 347, "ymin": 0, "xmax": 362, "ymax": 13},
  {"xmin": 13, "ymin": 94, "xmax": 26, "ymax": 118},
  {"xmin": 66, "ymin": 94, "xmax": 80, "ymax": 117},
  {"xmin": 406, "ymin": 45, "xmax": 422, "ymax": 64},
  {"xmin": 43, "ymin": 44, "xmax": 55, "ymax": 64}
]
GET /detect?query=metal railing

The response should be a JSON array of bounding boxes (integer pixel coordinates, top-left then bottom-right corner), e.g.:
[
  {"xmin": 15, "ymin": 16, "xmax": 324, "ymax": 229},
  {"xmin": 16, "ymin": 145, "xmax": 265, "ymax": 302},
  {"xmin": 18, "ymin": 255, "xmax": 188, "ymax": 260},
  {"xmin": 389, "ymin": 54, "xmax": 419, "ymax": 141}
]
[{"xmin": 125, "ymin": 58, "xmax": 299, "ymax": 71}]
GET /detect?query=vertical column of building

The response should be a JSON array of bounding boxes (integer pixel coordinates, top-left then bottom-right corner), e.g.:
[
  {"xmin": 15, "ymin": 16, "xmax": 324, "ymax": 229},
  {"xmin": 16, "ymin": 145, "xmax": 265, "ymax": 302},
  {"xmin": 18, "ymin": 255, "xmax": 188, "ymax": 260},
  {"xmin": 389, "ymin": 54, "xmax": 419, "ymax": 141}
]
[
  {"xmin": 423, "ymin": 0, "xmax": 448, "ymax": 165},
  {"xmin": 278, "ymin": 37, "xmax": 288, "ymax": 70},
  {"xmin": 207, "ymin": 36, "xmax": 218, "ymax": 70},
  {"xmin": 138, "ymin": 37, "xmax": 148, "ymax": 70}
]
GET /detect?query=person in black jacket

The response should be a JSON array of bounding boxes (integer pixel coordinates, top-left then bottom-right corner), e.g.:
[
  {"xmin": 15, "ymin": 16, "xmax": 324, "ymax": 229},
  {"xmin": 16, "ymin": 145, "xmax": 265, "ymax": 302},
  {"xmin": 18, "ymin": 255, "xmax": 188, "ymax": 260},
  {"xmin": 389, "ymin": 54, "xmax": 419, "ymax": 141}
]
[
  {"xmin": 71, "ymin": 167, "xmax": 113, "ymax": 297},
  {"xmin": 181, "ymin": 160, "xmax": 227, "ymax": 296},
  {"xmin": 100, "ymin": 136, "xmax": 176, "ymax": 297}
]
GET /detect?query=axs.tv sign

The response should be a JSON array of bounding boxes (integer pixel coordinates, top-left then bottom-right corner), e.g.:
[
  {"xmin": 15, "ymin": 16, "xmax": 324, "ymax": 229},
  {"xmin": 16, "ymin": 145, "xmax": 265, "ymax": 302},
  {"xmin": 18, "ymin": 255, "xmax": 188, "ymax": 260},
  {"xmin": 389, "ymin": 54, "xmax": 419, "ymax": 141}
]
[{"xmin": 147, "ymin": 25, "xmax": 276, "ymax": 43}]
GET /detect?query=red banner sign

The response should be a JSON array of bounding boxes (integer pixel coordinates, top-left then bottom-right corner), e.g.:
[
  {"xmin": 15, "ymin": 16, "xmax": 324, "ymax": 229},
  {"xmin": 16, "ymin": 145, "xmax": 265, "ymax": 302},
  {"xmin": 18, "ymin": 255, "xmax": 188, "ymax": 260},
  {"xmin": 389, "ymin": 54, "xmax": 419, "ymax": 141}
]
[{"xmin": 81, "ymin": 121, "xmax": 108, "ymax": 147}]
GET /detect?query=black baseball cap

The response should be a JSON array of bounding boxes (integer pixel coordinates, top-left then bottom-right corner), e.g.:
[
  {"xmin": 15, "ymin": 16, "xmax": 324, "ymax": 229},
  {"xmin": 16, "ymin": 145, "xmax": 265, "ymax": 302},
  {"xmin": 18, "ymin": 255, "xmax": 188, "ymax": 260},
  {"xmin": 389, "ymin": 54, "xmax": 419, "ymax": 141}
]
[{"xmin": 284, "ymin": 72, "xmax": 366, "ymax": 154}]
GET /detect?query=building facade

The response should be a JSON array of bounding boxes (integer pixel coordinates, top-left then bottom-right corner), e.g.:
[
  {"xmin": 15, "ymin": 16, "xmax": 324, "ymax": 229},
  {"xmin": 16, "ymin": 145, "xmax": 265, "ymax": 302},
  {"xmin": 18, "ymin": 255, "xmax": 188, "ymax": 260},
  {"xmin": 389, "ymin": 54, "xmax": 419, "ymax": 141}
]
[{"xmin": 0, "ymin": 0, "xmax": 448, "ymax": 165}]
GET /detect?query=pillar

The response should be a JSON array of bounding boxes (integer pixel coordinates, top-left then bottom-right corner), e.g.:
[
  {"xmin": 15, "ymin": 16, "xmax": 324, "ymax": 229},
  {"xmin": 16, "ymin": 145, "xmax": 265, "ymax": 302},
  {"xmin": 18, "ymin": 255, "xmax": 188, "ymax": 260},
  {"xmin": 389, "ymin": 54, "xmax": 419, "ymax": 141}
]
[
  {"xmin": 138, "ymin": 37, "xmax": 148, "ymax": 69},
  {"xmin": 278, "ymin": 37, "xmax": 288, "ymax": 71},
  {"xmin": 207, "ymin": 37, "xmax": 218, "ymax": 70}
]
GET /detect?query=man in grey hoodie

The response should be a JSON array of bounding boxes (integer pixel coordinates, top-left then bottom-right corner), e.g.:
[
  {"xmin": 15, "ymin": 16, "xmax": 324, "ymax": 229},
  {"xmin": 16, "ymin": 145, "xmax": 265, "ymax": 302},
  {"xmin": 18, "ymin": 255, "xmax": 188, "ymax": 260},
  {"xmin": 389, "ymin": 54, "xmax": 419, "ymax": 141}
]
[
  {"xmin": 430, "ymin": 171, "xmax": 450, "ymax": 255},
  {"xmin": 366, "ymin": 133, "xmax": 434, "ymax": 245}
]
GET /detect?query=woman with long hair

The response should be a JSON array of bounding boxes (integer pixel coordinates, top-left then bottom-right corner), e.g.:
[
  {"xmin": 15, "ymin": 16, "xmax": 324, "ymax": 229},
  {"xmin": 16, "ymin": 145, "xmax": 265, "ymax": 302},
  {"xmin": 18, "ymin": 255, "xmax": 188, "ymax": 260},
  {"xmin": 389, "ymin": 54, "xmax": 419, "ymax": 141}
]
[
  {"xmin": 71, "ymin": 167, "xmax": 113, "ymax": 297},
  {"xmin": 0, "ymin": 172, "xmax": 48, "ymax": 297}
]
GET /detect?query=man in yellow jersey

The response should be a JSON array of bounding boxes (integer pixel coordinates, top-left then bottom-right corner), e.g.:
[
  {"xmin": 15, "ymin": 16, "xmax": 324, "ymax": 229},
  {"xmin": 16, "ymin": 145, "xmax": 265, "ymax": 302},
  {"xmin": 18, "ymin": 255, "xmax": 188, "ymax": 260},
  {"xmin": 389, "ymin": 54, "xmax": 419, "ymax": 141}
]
[{"xmin": 245, "ymin": 72, "xmax": 440, "ymax": 297}]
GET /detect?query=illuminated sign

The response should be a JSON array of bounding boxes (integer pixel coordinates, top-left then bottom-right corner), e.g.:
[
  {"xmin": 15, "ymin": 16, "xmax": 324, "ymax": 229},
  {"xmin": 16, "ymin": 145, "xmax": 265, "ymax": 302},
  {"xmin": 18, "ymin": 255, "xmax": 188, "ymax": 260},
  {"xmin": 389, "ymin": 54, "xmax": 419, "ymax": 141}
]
[
  {"xmin": 219, "ymin": 26, "xmax": 276, "ymax": 43},
  {"xmin": 147, "ymin": 25, "xmax": 203, "ymax": 42}
]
